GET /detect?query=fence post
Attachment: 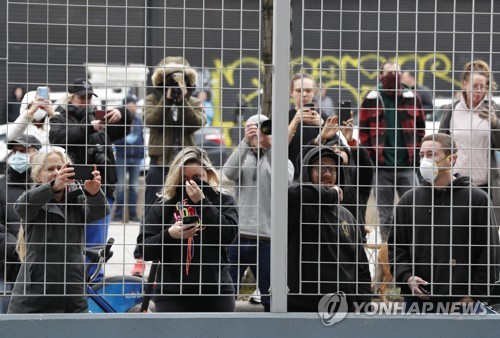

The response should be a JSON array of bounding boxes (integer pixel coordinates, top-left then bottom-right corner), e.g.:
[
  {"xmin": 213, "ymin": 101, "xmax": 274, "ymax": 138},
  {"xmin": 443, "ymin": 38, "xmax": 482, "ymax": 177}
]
[{"xmin": 270, "ymin": 0, "xmax": 291, "ymax": 313}]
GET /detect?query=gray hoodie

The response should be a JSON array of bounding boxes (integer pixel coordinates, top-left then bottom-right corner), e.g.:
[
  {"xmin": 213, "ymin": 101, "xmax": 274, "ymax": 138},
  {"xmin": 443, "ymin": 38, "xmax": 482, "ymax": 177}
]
[{"xmin": 223, "ymin": 139, "xmax": 294, "ymax": 239}]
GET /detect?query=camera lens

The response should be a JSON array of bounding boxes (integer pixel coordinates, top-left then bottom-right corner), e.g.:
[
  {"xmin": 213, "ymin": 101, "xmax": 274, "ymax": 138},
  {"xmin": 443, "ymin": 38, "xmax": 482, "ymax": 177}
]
[{"xmin": 260, "ymin": 119, "xmax": 272, "ymax": 135}]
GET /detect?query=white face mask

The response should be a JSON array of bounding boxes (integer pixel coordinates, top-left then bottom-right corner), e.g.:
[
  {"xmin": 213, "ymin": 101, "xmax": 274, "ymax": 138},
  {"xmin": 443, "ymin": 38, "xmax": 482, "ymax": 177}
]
[
  {"xmin": 33, "ymin": 108, "xmax": 47, "ymax": 121},
  {"xmin": 419, "ymin": 155, "xmax": 452, "ymax": 183},
  {"xmin": 419, "ymin": 157, "xmax": 439, "ymax": 183}
]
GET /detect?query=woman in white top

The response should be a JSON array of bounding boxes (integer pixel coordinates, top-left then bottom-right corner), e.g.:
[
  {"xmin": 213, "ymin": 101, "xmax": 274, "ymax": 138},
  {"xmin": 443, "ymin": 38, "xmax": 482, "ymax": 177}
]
[
  {"xmin": 439, "ymin": 60, "xmax": 500, "ymax": 220},
  {"xmin": 8, "ymin": 94, "xmax": 56, "ymax": 146}
]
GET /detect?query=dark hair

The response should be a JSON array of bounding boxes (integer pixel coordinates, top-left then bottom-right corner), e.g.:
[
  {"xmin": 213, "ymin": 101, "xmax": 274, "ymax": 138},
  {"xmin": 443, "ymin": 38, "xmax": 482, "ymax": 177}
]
[{"xmin": 421, "ymin": 133, "xmax": 458, "ymax": 157}]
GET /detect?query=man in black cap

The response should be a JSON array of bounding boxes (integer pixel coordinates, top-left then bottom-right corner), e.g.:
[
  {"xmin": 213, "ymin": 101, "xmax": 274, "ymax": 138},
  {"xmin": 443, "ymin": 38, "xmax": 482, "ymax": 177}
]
[
  {"xmin": 0, "ymin": 134, "xmax": 41, "ymax": 313},
  {"xmin": 49, "ymin": 78, "xmax": 133, "ymax": 280},
  {"xmin": 287, "ymin": 146, "xmax": 372, "ymax": 312}
]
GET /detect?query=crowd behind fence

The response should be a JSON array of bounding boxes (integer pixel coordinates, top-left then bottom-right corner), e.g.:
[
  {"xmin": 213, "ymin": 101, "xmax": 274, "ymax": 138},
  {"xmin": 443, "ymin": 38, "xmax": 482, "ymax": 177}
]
[{"xmin": 1, "ymin": 0, "xmax": 500, "ymax": 316}]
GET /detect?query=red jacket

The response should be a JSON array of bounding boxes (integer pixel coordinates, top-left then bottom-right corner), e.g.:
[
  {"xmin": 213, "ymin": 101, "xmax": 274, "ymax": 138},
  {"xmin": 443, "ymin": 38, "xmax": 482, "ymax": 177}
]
[{"xmin": 359, "ymin": 89, "xmax": 426, "ymax": 166}]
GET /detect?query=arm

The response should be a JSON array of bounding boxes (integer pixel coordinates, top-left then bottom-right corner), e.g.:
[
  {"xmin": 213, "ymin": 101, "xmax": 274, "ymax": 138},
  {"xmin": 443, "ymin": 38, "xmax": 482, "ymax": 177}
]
[
  {"xmin": 0, "ymin": 223, "xmax": 19, "ymax": 264},
  {"xmin": 222, "ymin": 139, "xmax": 252, "ymax": 181},
  {"xmin": 287, "ymin": 159, "xmax": 295, "ymax": 184},
  {"xmin": 490, "ymin": 102, "xmax": 500, "ymax": 149},
  {"xmin": 7, "ymin": 109, "xmax": 32, "ymax": 141},
  {"xmin": 136, "ymin": 202, "xmax": 177, "ymax": 261},
  {"xmin": 13, "ymin": 183, "xmax": 58, "ymax": 223},
  {"xmin": 388, "ymin": 197, "xmax": 414, "ymax": 287},
  {"xmin": 197, "ymin": 193, "xmax": 238, "ymax": 245},
  {"xmin": 84, "ymin": 189, "xmax": 110, "ymax": 224},
  {"xmin": 105, "ymin": 107, "xmax": 133, "ymax": 142},
  {"xmin": 356, "ymin": 225, "xmax": 373, "ymax": 303},
  {"xmin": 470, "ymin": 195, "xmax": 499, "ymax": 299},
  {"xmin": 180, "ymin": 96, "xmax": 206, "ymax": 133}
]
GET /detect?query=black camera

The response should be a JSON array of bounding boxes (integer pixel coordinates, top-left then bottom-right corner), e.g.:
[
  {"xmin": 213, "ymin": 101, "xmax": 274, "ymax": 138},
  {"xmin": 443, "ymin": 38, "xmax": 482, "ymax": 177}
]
[
  {"xmin": 164, "ymin": 72, "xmax": 184, "ymax": 102},
  {"xmin": 89, "ymin": 144, "xmax": 108, "ymax": 165},
  {"xmin": 259, "ymin": 119, "xmax": 272, "ymax": 135}
]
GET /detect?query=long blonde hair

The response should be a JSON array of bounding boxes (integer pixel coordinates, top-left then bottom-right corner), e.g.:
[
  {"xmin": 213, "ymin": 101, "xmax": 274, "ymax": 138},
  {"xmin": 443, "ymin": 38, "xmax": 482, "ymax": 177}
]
[
  {"xmin": 17, "ymin": 149, "xmax": 71, "ymax": 262},
  {"xmin": 160, "ymin": 147, "xmax": 221, "ymax": 200}
]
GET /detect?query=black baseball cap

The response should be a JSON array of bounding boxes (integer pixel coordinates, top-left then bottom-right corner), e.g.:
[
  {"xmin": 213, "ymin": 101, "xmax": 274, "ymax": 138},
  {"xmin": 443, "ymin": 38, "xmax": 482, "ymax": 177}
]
[
  {"xmin": 8, "ymin": 134, "xmax": 42, "ymax": 151},
  {"xmin": 68, "ymin": 78, "xmax": 98, "ymax": 97}
]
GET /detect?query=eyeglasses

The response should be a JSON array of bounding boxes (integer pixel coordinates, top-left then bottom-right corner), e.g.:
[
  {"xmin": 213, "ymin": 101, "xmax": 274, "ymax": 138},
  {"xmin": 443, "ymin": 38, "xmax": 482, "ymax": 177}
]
[{"xmin": 313, "ymin": 166, "xmax": 337, "ymax": 175}]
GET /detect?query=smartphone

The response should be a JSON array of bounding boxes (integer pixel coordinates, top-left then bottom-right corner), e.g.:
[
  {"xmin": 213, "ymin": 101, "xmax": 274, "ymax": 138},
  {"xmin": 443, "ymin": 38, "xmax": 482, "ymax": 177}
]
[
  {"xmin": 95, "ymin": 110, "xmax": 107, "ymax": 121},
  {"xmin": 339, "ymin": 100, "xmax": 352, "ymax": 125},
  {"xmin": 183, "ymin": 215, "xmax": 199, "ymax": 225},
  {"xmin": 303, "ymin": 103, "xmax": 316, "ymax": 112},
  {"xmin": 71, "ymin": 165, "xmax": 94, "ymax": 180},
  {"xmin": 419, "ymin": 284, "xmax": 431, "ymax": 295},
  {"xmin": 37, "ymin": 86, "xmax": 49, "ymax": 100}
]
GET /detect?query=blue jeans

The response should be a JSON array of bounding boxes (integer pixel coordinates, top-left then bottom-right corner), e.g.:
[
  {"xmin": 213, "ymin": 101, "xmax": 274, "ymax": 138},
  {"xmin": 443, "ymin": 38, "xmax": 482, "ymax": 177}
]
[
  {"xmin": 376, "ymin": 168, "xmax": 416, "ymax": 241},
  {"xmin": 114, "ymin": 157, "xmax": 141, "ymax": 219},
  {"xmin": 86, "ymin": 197, "xmax": 113, "ymax": 281},
  {"xmin": 0, "ymin": 277, "xmax": 13, "ymax": 314},
  {"xmin": 229, "ymin": 237, "xmax": 271, "ymax": 312}
]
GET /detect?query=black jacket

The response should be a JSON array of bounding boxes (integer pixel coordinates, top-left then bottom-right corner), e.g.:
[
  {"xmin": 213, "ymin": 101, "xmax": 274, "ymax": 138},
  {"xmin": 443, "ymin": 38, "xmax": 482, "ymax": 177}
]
[
  {"xmin": 0, "ymin": 168, "xmax": 31, "ymax": 282},
  {"xmin": 389, "ymin": 175, "xmax": 500, "ymax": 302},
  {"xmin": 137, "ymin": 186, "xmax": 238, "ymax": 297},
  {"xmin": 8, "ymin": 183, "xmax": 109, "ymax": 314},
  {"xmin": 49, "ymin": 104, "xmax": 132, "ymax": 198},
  {"xmin": 287, "ymin": 147, "xmax": 372, "ymax": 312}
]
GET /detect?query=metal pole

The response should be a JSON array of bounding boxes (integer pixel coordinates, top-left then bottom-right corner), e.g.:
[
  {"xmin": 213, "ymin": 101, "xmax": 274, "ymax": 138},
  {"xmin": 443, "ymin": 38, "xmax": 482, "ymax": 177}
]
[{"xmin": 270, "ymin": 0, "xmax": 291, "ymax": 313}]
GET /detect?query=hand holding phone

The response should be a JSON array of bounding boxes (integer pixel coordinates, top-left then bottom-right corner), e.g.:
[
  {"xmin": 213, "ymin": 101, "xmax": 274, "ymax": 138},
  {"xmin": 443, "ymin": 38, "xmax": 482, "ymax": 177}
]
[
  {"xmin": 95, "ymin": 110, "xmax": 107, "ymax": 121},
  {"xmin": 339, "ymin": 100, "xmax": 352, "ymax": 125},
  {"xmin": 182, "ymin": 215, "xmax": 199, "ymax": 225},
  {"xmin": 37, "ymin": 86, "xmax": 49, "ymax": 101}
]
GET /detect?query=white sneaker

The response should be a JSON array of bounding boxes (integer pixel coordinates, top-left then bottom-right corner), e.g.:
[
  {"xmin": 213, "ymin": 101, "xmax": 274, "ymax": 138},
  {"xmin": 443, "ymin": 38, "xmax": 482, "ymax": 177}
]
[{"xmin": 248, "ymin": 289, "xmax": 261, "ymax": 304}]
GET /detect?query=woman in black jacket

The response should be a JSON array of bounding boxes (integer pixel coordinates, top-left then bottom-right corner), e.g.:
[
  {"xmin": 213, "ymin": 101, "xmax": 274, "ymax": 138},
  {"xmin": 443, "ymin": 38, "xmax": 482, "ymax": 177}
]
[
  {"xmin": 137, "ymin": 147, "xmax": 238, "ymax": 312},
  {"xmin": 8, "ymin": 149, "xmax": 109, "ymax": 313}
]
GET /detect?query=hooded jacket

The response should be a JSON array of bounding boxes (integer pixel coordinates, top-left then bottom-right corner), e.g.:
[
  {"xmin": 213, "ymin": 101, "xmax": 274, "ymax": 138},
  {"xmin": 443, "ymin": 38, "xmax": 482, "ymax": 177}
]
[
  {"xmin": 389, "ymin": 175, "xmax": 500, "ymax": 302},
  {"xmin": 287, "ymin": 147, "xmax": 372, "ymax": 311},
  {"xmin": 50, "ymin": 104, "xmax": 132, "ymax": 198},
  {"xmin": 145, "ymin": 57, "xmax": 206, "ymax": 166},
  {"xmin": 8, "ymin": 183, "xmax": 109, "ymax": 313},
  {"xmin": 137, "ymin": 185, "xmax": 238, "ymax": 297}
]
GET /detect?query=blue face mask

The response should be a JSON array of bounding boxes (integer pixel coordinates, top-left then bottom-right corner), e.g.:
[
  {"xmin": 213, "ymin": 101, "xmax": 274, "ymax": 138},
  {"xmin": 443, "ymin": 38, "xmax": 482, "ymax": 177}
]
[{"xmin": 8, "ymin": 152, "xmax": 30, "ymax": 174}]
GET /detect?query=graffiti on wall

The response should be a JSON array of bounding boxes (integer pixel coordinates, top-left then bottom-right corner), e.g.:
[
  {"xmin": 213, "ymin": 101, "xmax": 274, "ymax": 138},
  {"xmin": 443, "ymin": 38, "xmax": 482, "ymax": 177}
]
[{"xmin": 209, "ymin": 53, "xmax": 462, "ymax": 145}]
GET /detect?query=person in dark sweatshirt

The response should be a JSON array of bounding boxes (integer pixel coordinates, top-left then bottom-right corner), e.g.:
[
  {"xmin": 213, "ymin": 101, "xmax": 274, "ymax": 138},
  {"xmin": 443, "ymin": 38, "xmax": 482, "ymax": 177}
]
[
  {"xmin": 389, "ymin": 133, "xmax": 500, "ymax": 313},
  {"xmin": 137, "ymin": 147, "xmax": 238, "ymax": 312},
  {"xmin": 287, "ymin": 146, "xmax": 372, "ymax": 312}
]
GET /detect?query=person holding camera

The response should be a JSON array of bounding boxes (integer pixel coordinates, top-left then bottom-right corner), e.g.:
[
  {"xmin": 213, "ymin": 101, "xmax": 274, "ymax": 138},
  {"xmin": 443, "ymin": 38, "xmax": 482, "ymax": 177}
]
[
  {"xmin": 439, "ymin": 60, "xmax": 500, "ymax": 222},
  {"xmin": 49, "ymin": 78, "xmax": 132, "ymax": 279},
  {"xmin": 223, "ymin": 114, "xmax": 294, "ymax": 311},
  {"xmin": 143, "ymin": 56, "xmax": 206, "ymax": 207}
]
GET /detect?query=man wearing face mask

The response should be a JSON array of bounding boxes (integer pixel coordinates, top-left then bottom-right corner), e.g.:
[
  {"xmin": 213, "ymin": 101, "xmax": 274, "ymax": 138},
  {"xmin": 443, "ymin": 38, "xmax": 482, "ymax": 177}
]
[
  {"xmin": 389, "ymin": 133, "xmax": 500, "ymax": 313},
  {"xmin": 8, "ymin": 92, "xmax": 56, "ymax": 146},
  {"xmin": 359, "ymin": 60, "xmax": 426, "ymax": 242},
  {"xmin": 0, "ymin": 134, "xmax": 41, "ymax": 313}
]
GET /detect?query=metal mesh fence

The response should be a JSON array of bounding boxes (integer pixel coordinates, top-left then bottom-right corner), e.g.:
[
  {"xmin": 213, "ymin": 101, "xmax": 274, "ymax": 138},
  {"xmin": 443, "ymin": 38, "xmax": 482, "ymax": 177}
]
[{"xmin": 1, "ymin": 0, "xmax": 499, "ymax": 316}]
